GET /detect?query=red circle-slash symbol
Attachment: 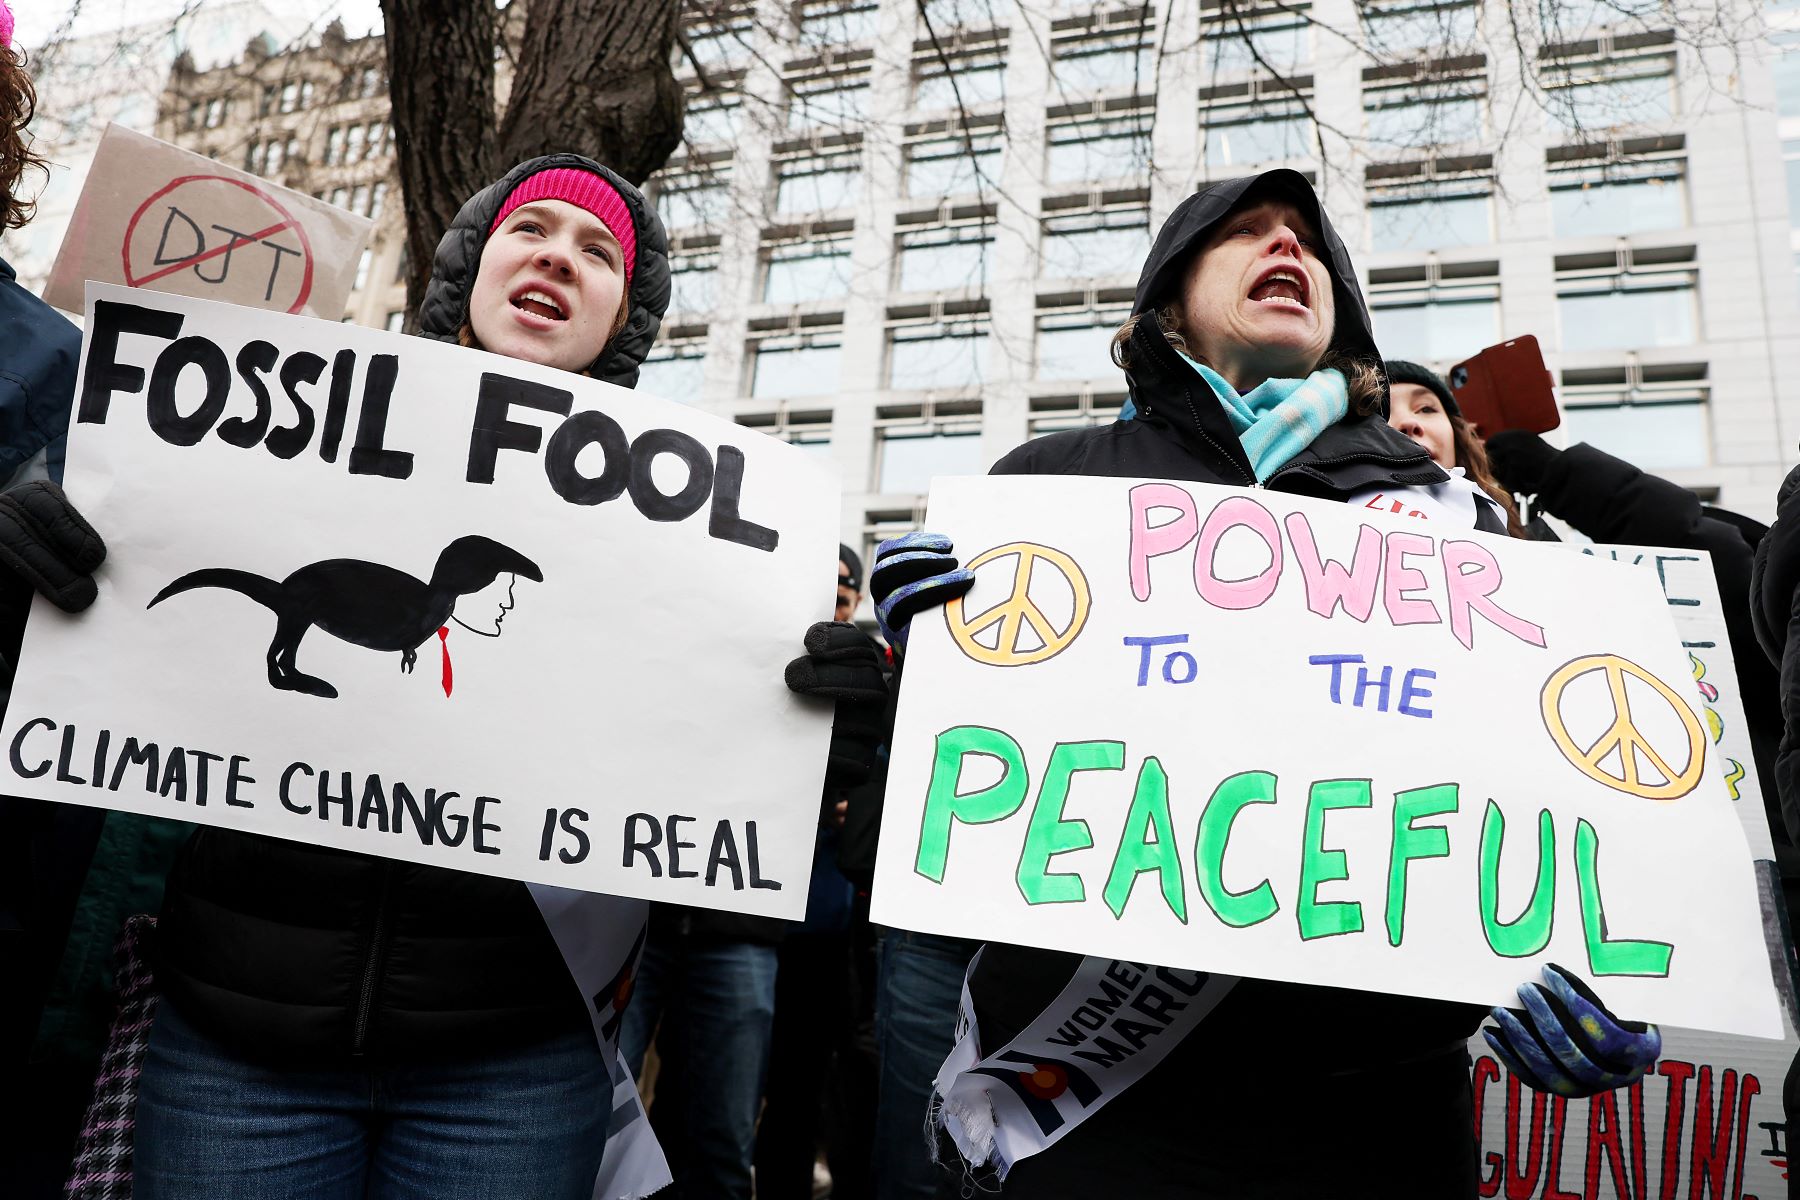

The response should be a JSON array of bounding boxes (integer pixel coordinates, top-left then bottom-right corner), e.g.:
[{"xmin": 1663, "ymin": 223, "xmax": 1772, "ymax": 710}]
[
  {"xmin": 121, "ymin": 175, "xmax": 316, "ymax": 313},
  {"xmin": 1018, "ymin": 1062, "xmax": 1069, "ymax": 1100}
]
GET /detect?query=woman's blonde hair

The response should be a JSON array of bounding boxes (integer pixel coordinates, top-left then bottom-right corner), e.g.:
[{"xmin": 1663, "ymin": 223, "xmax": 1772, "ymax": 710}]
[
  {"xmin": 456, "ymin": 294, "xmax": 631, "ymax": 374},
  {"xmin": 1108, "ymin": 303, "xmax": 1384, "ymax": 416}
]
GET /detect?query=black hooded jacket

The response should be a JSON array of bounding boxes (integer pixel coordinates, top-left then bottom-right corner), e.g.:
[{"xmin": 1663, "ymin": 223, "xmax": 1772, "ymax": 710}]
[
  {"xmin": 154, "ymin": 157, "xmax": 671, "ymax": 1061},
  {"xmin": 968, "ymin": 172, "xmax": 1485, "ymax": 1196}
]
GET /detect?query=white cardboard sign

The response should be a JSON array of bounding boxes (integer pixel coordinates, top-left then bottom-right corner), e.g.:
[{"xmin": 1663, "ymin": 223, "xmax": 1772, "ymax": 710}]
[
  {"xmin": 871, "ymin": 475, "xmax": 1782, "ymax": 1038},
  {"xmin": 0, "ymin": 284, "xmax": 838, "ymax": 919},
  {"xmin": 1468, "ymin": 1019, "xmax": 1796, "ymax": 1199},
  {"xmin": 43, "ymin": 125, "xmax": 374, "ymax": 319}
]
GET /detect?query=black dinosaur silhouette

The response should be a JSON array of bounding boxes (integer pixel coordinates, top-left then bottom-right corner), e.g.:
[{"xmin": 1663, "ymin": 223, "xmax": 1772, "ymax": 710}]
[{"xmin": 148, "ymin": 535, "xmax": 543, "ymax": 699}]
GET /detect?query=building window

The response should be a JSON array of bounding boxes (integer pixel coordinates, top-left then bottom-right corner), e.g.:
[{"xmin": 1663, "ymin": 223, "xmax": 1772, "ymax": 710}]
[
  {"xmin": 788, "ymin": 72, "xmax": 871, "ymax": 130},
  {"xmin": 358, "ymin": 67, "xmax": 382, "ymax": 98},
  {"xmin": 327, "ymin": 126, "xmax": 345, "ymax": 166},
  {"xmin": 669, "ymin": 251, "xmax": 720, "ymax": 315},
  {"xmin": 1785, "ymin": 140, "xmax": 1800, "ymax": 230},
  {"xmin": 1541, "ymin": 0, "xmax": 1664, "ymax": 37},
  {"xmin": 1556, "ymin": 261, "xmax": 1698, "ymax": 352},
  {"xmin": 775, "ymin": 154, "xmax": 862, "ymax": 213},
  {"xmin": 1028, "ymin": 393, "xmax": 1129, "ymax": 434},
  {"xmin": 896, "ymin": 223, "xmax": 993, "ymax": 294},
  {"xmin": 1046, "ymin": 113, "xmax": 1153, "ymax": 184},
  {"xmin": 1036, "ymin": 308, "xmax": 1128, "ymax": 382},
  {"xmin": 1547, "ymin": 160, "xmax": 1685, "ymax": 238},
  {"xmin": 906, "ymin": 131, "xmax": 1003, "ymax": 198},
  {"xmin": 800, "ymin": 0, "xmax": 879, "ymax": 44},
  {"xmin": 764, "ymin": 240, "xmax": 855, "ymax": 305},
  {"xmin": 367, "ymin": 120, "xmax": 389, "ymax": 157},
  {"xmin": 887, "ymin": 321, "xmax": 989, "ymax": 390},
  {"xmin": 329, "ymin": 186, "xmax": 350, "ymax": 209},
  {"xmin": 351, "ymin": 185, "xmax": 370, "ymax": 217},
  {"xmin": 1364, "ymin": 84, "xmax": 1485, "ymax": 151},
  {"xmin": 680, "ymin": 19, "xmax": 753, "ymax": 70},
  {"xmin": 1200, "ymin": 100, "xmax": 1314, "ymax": 167},
  {"xmin": 914, "ymin": 50, "xmax": 1007, "ymax": 112},
  {"xmin": 384, "ymin": 310, "xmax": 405, "ymax": 332},
  {"xmin": 685, "ymin": 98, "xmax": 741, "ymax": 148},
  {"xmin": 260, "ymin": 84, "xmax": 280, "ymax": 117},
  {"xmin": 1371, "ymin": 277, "xmax": 1501, "ymax": 362},
  {"xmin": 878, "ymin": 416, "xmax": 985, "ymax": 493},
  {"xmin": 347, "ymin": 124, "xmax": 367, "ymax": 164},
  {"xmin": 1544, "ymin": 59, "xmax": 1675, "ymax": 140},
  {"xmin": 1368, "ymin": 181, "xmax": 1492, "ymax": 252},
  {"xmin": 1039, "ymin": 205, "xmax": 1151, "ymax": 279},
  {"xmin": 742, "ymin": 410, "xmax": 835, "ymax": 462},
  {"xmin": 1559, "ymin": 373, "xmax": 1708, "ymax": 469},
  {"xmin": 1203, "ymin": 14, "xmax": 1310, "ymax": 76},
  {"xmin": 354, "ymin": 248, "xmax": 372, "ymax": 292},
  {"xmin": 654, "ymin": 171, "xmax": 733, "ymax": 231},
  {"xmin": 1359, "ymin": 2, "xmax": 1479, "ymax": 53},
  {"xmin": 204, "ymin": 97, "xmax": 227, "ymax": 128},
  {"xmin": 751, "ymin": 337, "xmax": 843, "ymax": 399},
  {"xmin": 369, "ymin": 182, "xmax": 389, "ymax": 221},
  {"xmin": 918, "ymin": 0, "xmax": 995, "ymax": 34},
  {"xmin": 640, "ymin": 339, "xmax": 709, "ymax": 400},
  {"xmin": 1776, "ymin": 33, "xmax": 1800, "ymax": 119},
  {"xmin": 1051, "ymin": 30, "xmax": 1155, "ymax": 94}
]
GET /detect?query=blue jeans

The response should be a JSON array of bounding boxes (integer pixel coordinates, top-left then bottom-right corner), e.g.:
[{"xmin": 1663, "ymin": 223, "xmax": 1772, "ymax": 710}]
[
  {"xmin": 621, "ymin": 932, "xmax": 776, "ymax": 1200},
  {"xmin": 873, "ymin": 928, "xmax": 979, "ymax": 1200},
  {"xmin": 133, "ymin": 999, "xmax": 611, "ymax": 1200}
]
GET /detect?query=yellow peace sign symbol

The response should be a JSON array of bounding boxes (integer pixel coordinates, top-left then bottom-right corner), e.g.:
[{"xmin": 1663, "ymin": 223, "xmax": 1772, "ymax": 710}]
[
  {"xmin": 945, "ymin": 542, "xmax": 1091, "ymax": 667},
  {"xmin": 1540, "ymin": 654, "xmax": 1707, "ymax": 801}
]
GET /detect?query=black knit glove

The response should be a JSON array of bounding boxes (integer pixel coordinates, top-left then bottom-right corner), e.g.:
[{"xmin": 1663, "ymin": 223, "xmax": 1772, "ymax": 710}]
[
  {"xmin": 785, "ymin": 621, "xmax": 889, "ymax": 787},
  {"xmin": 1483, "ymin": 431, "xmax": 1560, "ymax": 497}
]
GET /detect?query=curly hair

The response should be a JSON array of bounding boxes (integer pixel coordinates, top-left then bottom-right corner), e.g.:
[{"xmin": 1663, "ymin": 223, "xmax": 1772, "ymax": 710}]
[
  {"xmin": 1, "ymin": 43, "xmax": 49, "ymax": 231},
  {"xmin": 1108, "ymin": 303, "xmax": 1384, "ymax": 416}
]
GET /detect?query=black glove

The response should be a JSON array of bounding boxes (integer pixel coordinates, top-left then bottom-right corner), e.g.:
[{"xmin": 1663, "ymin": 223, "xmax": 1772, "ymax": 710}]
[
  {"xmin": 1483, "ymin": 431, "xmax": 1560, "ymax": 498},
  {"xmin": 785, "ymin": 621, "xmax": 888, "ymax": 787}
]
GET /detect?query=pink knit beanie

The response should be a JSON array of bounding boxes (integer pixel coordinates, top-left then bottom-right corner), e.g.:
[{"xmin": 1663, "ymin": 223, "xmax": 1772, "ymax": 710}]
[{"xmin": 489, "ymin": 167, "xmax": 639, "ymax": 285}]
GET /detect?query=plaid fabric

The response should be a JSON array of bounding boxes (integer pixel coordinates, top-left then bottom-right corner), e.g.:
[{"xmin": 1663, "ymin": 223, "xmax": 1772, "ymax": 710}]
[{"xmin": 64, "ymin": 915, "xmax": 160, "ymax": 1200}]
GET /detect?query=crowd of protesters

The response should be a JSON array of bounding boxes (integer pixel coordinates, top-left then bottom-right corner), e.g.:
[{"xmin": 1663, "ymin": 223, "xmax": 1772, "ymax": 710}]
[{"xmin": 4, "ymin": 4, "xmax": 1800, "ymax": 1197}]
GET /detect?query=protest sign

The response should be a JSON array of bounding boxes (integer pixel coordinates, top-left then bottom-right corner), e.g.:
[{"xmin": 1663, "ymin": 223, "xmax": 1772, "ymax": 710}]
[
  {"xmin": 0, "ymin": 283, "xmax": 838, "ymax": 919},
  {"xmin": 43, "ymin": 126, "xmax": 374, "ymax": 319},
  {"xmin": 1468, "ymin": 1019, "xmax": 1795, "ymax": 1199},
  {"xmin": 871, "ymin": 475, "xmax": 1783, "ymax": 1037}
]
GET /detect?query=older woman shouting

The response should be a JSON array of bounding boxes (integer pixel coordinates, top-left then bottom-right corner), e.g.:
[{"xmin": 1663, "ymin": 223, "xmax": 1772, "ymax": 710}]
[{"xmin": 863, "ymin": 169, "xmax": 1659, "ymax": 1198}]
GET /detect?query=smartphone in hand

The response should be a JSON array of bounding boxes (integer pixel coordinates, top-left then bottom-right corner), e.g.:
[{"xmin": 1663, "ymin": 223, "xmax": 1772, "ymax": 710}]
[{"xmin": 1447, "ymin": 335, "xmax": 1560, "ymax": 437}]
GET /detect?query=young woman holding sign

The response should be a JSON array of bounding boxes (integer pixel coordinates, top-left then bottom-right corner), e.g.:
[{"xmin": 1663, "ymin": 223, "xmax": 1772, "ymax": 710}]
[
  {"xmin": 133, "ymin": 156, "xmax": 671, "ymax": 1200},
  {"xmin": 863, "ymin": 169, "xmax": 1660, "ymax": 1198}
]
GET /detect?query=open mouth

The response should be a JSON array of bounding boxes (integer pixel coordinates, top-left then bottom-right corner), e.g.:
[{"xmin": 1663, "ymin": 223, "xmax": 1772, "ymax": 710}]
[
  {"xmin": 1247, "ymin": 265, "xmax": 1309, "ymax": 310},
  {"xmin": 511, "ymin": 288, "xmax": 567, "ymax": 322}
]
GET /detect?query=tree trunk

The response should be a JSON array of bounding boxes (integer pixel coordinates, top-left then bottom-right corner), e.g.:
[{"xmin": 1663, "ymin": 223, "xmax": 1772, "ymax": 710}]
[
  {"xmin": 497, "ymin": 0, "xmax": 684, "ymax": 186},
  {"xmin": 381, "ymin": 0, "xmax": 683, "ymax": 320},
  {"xmin": 381, "ymin": 0, "xmax": 500, "ymax": 315}
]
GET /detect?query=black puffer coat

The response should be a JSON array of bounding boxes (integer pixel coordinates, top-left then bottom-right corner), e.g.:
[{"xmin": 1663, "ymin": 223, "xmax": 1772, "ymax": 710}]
[
  {"xmin": 155, "ymin": 156, "xmax": 671, "ymax": 1061},
  {"xmin": 970, "ymin": 171, "xmax": 1488, "ymax": 1199}
]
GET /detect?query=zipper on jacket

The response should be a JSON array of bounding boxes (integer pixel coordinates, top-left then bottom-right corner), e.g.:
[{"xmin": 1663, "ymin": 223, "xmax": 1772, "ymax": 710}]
[{"xmin": 351, "ymin": 861, "xmax": 396, "ymax": 1056}]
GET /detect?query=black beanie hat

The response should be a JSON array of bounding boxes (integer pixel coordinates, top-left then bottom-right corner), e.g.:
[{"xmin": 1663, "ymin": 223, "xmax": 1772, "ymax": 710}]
[
  {"xmin": 1384, "ymin": 360, "xmax": 1460, "ymax": 420},
  {"xmin": 839, "ymin": 544, "xmax": 864, "ymax": 591}
]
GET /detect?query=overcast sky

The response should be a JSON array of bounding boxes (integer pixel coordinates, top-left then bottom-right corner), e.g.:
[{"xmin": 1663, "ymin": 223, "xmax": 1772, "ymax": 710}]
[{"xmin": 14, "ymin": 0, "xmax": 385, "ymax": 53}]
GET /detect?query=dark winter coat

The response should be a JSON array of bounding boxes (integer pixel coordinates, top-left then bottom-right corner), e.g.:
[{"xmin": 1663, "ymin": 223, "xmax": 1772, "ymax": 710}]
[
  {"xmin": 967, "ymin": 171, "xmax": 1486, "ymax": 1198},
  {"xmin": 154, "ymin": 157, "xmax": 671, "ymax": 1061},
  {"xmin": 1753, "ymin": 465, "xmax": 1800, "ymax": 852}
]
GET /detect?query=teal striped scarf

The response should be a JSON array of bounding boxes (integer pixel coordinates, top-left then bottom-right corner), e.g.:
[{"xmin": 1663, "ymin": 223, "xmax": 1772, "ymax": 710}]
[{"xmin": 1178, "ymin": 355, "xmax": 1349, "ymax": 483}]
